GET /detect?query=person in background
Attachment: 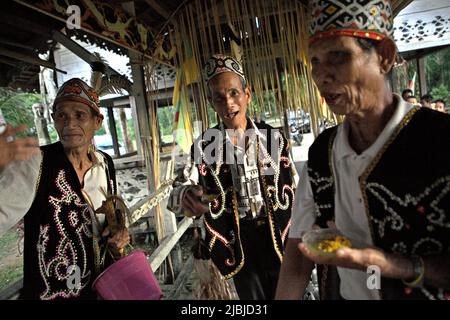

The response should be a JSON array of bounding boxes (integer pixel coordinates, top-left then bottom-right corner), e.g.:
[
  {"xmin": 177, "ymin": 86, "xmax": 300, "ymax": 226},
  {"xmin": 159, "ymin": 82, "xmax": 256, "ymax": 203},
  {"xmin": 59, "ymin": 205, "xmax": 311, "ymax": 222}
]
[
  {"xmin": 434, "ymin": 99, "xmax": 447, "ymax": 113},
  {"xmin": 402, "ymin": 89, "xmax": 413, "ymax": 101},
  {"xmin": 420, "ymin": 93, "xmax": 433, "ymax": 108},
  {"xmin": 406, "ymin": 95, "xmax": 419, "ymax": 106},
  {"xmin": 168, "ymin": 54, "xmax": 298, "ymax": 300}
]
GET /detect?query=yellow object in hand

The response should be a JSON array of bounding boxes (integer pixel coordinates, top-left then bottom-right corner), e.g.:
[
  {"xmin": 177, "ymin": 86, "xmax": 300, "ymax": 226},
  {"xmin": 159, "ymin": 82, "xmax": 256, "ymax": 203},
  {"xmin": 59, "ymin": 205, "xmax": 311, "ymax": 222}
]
[{"xmin": 317, "ymin": 235, "xmax": 352, "ymax": 253}]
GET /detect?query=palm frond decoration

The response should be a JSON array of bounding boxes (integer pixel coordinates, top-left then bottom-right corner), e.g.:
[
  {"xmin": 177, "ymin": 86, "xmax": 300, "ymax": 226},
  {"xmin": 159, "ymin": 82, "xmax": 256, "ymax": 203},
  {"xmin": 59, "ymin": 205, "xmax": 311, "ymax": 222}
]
[
  {"xmin": 97, "ymin": 74, "xmax": 132, "ymax": 96},
  {"xmin": 90, "ymin": 52, "xmax": 132, "ymax": 97}
]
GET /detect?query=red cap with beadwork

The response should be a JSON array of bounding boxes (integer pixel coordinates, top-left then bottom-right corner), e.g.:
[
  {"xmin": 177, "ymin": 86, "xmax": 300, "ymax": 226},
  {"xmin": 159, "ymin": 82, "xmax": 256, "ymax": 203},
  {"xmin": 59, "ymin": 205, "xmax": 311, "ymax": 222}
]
[{"xmin": 53, "ymin": 78, "xmax": 103, "ymax": 118}]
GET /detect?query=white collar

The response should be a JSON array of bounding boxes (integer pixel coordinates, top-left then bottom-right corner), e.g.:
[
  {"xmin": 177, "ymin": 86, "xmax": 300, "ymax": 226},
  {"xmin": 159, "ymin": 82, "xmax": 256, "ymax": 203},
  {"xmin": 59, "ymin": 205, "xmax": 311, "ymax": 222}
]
[
  {"xmin": 91, "ymin": 149, "xmax": 107, "ymax": 169},
  {"xmin": 334, "ymin": 94, "xmax": 414, "ymax": 161},
  {"xmin": 223, "ymin": 117, "xmax": 267, "ymax": 146}
]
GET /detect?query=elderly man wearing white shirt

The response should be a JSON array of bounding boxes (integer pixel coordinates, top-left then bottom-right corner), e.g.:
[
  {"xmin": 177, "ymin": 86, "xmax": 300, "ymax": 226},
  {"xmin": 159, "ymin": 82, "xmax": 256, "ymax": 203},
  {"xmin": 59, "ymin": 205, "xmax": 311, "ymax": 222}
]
[
  {"xmin": 0, "ymin": 78, "xmax": 129, "ymax": 300},
  {"xmin": 275, "ymin": 0, "xmax": 450, "ymax": 300}
]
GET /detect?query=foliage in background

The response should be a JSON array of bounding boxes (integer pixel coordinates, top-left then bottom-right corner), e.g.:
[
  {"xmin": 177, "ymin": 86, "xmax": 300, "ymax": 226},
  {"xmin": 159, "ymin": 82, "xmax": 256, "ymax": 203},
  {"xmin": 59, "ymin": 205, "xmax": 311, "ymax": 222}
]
[
  {"xmin": 0, "ymin": 229, "xmax": 23, "ymax": 292},
  {"xmin": 0, "ymin": 88, "xmax": 43, "ymax": 136},
  {"xmin": 430, "ymin": 84, "xmax": 450, "ymax": 104},
  {"xmin": 157, "ymin": 105, "xmax": 175, "ymax": 144},
  {"xmin": 394, "ymin": 47, "xmax": 450, "ymax": 103},
  {"xmin": 426, "ymin": 47, "xmax": 450, "ymax": 103}
]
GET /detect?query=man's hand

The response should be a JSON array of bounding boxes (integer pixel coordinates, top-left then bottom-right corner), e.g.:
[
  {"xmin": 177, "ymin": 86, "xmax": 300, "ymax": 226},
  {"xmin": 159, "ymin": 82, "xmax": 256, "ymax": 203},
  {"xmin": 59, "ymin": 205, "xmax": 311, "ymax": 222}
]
[
  {"xmin": 104, "ymin": 227, "xmax": 131, "ymax": 257},
  {"xmin": 0, "ymin": 124, "xmax": 39, "ymax": 173},
  {"xmin": 298, "ymin": 234, "xmax": 414, "ymax": 280},
  {"xmin": 181, "ymin": 185, "xmax": 209, "ymax": 217}
]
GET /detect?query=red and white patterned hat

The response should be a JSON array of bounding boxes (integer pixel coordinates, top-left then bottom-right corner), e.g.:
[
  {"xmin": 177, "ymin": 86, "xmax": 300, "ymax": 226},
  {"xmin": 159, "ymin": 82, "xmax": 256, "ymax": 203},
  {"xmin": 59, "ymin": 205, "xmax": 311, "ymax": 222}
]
[
  {"xmin": 53, "ymin": 78, "xmax": 103, "ymax": 118},
  {"xmin": 309, "ymin": 0, "xmax": 393, "ymax": 45}
]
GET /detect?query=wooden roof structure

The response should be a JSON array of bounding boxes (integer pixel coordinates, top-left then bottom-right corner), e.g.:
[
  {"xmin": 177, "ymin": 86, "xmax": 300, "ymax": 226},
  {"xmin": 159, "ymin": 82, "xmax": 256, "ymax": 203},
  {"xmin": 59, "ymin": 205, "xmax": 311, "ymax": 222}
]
[{"xmin": 0, "ymin": 0, "xmax": 416, "ymax": 90}]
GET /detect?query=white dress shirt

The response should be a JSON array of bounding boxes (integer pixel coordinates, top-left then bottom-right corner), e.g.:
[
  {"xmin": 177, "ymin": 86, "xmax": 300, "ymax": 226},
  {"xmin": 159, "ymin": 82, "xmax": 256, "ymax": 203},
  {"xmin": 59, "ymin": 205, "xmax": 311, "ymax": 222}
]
[{"xmin": 290, "ymin": 95, "xmax": 414, "ymax": 300}]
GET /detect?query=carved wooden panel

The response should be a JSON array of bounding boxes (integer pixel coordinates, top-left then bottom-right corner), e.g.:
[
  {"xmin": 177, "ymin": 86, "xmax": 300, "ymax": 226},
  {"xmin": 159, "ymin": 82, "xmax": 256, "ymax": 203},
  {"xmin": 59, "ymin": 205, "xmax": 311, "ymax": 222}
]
[{"xmin": 394, "ymin": 0, "xmax": 450, "ymax": 52}]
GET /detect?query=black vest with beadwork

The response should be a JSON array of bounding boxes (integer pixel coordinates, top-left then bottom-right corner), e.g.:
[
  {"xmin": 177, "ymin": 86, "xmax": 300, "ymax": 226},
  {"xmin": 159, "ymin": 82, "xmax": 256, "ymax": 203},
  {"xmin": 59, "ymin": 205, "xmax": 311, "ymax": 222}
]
[
  {"xmin": 21, "ymin": 142, "xmax": 116, "ymax": 300},
  {"xmin": 308, "ymin": 107, "xmax": 450, "ymax": 300},
  {"xmin": 192, "ymin": 122, "xmax": 295, "ymax": 278}
]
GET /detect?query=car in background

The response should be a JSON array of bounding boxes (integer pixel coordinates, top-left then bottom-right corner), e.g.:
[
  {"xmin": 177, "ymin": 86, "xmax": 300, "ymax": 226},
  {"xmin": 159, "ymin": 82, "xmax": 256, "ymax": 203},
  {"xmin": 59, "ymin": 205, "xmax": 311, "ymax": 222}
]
[{"xmin": 94, "ymin": 134, "xmax": 126, "ymax": 156}]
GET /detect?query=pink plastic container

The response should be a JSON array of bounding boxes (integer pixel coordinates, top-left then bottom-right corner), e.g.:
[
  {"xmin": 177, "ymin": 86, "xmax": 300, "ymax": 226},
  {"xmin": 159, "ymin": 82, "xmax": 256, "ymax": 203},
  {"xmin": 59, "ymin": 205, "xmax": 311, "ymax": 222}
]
[{"xmin": 92, "ymin": 250, "xmax": 162, "ymax": 300}]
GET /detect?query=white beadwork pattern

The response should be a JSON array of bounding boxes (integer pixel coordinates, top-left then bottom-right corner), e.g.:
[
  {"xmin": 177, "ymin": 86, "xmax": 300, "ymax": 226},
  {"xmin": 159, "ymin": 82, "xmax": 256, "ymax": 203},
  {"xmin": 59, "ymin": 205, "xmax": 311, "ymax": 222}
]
[
  {"xmin": 197, "ymin": 136, "xmax": 226, "ymax": 220},
  {"xmin": 391, "ymin": 242, "xmax": 407, "ymax": 255},
  {"xmin": 308, "ymin": 169, "xmax": 334, "ymax": 218},
  {"xmin": 38, "ymin": 170, "xmax": 92, "ymax": 300},
  {"xmin": 411, "ymin": 237, "xmax": 443, "ymax": 255},
  {"xmin": 259, "ymin": 132, "xmax": 293, "ymax": 211},
  {"xmin": 366, "ymin": 175, "xmax": 450, "ymax": 238}
]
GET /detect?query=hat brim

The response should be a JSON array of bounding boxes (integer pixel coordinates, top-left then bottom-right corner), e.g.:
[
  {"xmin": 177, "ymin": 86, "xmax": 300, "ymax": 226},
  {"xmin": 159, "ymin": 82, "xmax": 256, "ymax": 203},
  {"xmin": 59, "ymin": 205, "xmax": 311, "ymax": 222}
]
[{"xmin": 309, "ymin": 29, "xmax": 386, "ymax": 45}]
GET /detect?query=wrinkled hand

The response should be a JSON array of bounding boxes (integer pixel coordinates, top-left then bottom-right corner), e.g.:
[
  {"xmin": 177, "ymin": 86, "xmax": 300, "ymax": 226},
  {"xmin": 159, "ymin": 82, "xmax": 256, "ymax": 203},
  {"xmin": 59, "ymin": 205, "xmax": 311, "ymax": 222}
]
[
  {"xmin": 298, "ymin": 223, "xmax": 413, "ymax": 280},
  {"xmin": 299, "ymin": 242, "xmax": 381, "ymax": 271},
  {"xmin": 103, "ymin": 227, "xmax": 130, "ymax": 257},
  {"xmin": 0, "ymin": 124, "xmax": 39, "ymax": 173},
  {"xmin": 181, "ymin": 185, "xmax": 209, "ymax": 217}
]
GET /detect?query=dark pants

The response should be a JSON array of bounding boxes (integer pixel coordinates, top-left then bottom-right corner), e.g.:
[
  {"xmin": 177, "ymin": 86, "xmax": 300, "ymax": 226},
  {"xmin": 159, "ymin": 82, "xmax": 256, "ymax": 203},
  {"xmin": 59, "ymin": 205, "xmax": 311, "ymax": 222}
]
[{"xmin": 232, "ymin": 218, "xmax": 281, "ymax": 300}]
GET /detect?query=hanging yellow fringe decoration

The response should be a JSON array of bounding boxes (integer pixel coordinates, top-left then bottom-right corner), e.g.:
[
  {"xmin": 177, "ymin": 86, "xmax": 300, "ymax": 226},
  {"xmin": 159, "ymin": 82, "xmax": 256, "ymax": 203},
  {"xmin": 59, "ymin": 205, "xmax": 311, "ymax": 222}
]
[{"xmin": 166, "ymin": 0, "xmax": 333, "ymax": 140}]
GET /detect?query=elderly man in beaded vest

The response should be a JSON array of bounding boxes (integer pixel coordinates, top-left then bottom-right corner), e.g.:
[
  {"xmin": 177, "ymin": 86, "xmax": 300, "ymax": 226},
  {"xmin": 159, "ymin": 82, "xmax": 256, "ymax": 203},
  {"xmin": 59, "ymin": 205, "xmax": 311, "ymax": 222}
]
[
  {"xmin": 0, "ymin": 78, "xmax": 130, "ymax": 299},
  {"xmin": 168, "ymin": 54, "xmax": 298, "ymax": 300},
  {"xmin": 276, "ymin": 0, "xmax": 450, "ymax": 300}
]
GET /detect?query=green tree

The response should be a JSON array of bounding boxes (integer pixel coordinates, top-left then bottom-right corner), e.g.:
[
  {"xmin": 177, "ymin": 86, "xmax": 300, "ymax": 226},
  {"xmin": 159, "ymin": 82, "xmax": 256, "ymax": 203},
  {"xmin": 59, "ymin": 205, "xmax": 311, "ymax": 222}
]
[
  {"xmin": 0, "ymin": 88, "xmax": 42, "ymax": 136},
  {"xmin": 425, "ymin": 46, "xmax": 450, "ymax": 98},
  {"xmin": 430, "ymin": 84, "xmax": 450, "ymax": 104}
]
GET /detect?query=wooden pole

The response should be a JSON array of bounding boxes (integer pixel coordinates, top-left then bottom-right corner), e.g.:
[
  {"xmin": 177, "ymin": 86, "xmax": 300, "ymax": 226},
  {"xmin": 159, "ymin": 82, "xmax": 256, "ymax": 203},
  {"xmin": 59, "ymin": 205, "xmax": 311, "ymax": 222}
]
[{"xmin": 417, "ymin": 57, "xmax": 428, "ymax": 96}]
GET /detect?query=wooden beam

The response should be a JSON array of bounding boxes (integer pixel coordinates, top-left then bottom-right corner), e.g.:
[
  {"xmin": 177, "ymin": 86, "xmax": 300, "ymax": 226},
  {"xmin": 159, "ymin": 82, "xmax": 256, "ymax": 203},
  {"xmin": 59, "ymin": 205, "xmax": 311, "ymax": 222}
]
[
  {"xmin": 0, "ymin": 47, "xmax": 66, "ymax": 74},
  {"xmin": 0, "ymin": 38, "xmax": 35, "ymax": 51},
  {"xmin": 148, "ymin": 217, "xmax": 193, "ymax": 272},
  {"xmin": 51, "ymin": 30, "xmax": 127, "ymax": 80},
  {"xmin": 145, "ymin": 0, "xmax": 170, "ymax": 19},
  {"xmin": 21, "ymin": 71, "xmax": 36, "ymax": 75},
  {"xmin": 417, "ymin": 57, "xmax": 427, "ymax": 96},
  {"xmin": 0, "ymin": 10, "xmax": 51, "ymax": 37},
  {"xmin": 107, "ymin": 107, "xmax": 121, "ymax": 157},
  {"xmin": 129, "ymin": 50, "xmax": 156, "ymax": 192},
  {"xmin": 0, "ymin": 56, "xmax": 18, "ymax": 67}
]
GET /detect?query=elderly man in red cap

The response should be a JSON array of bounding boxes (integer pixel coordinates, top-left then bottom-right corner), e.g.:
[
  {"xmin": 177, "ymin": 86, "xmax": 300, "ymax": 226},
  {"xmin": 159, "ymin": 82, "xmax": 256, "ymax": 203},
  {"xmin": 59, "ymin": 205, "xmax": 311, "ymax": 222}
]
[
  {"xmin": 276, "ymin": 0, "xmax": 450, "ymax": 300},
  {"xmin": 168, "ymin": 54, "xmax": 298, "ymax": 299},
  {"xmin": 0, "ymin": 78, "xmax": 129, "ymax": 299}
]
